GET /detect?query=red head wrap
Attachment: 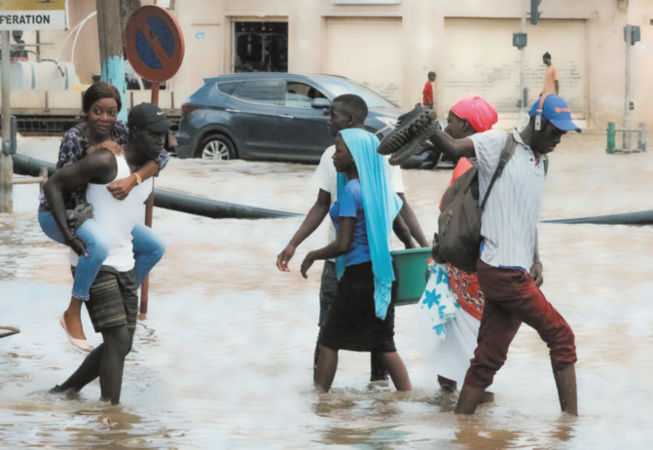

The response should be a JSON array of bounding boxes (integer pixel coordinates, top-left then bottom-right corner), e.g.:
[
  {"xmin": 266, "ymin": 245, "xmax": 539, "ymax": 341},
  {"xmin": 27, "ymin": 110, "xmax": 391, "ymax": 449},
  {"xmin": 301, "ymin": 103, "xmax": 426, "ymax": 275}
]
[{"xmin": 449, "ymin": 96, "xmax": 498, "ymax": 133}]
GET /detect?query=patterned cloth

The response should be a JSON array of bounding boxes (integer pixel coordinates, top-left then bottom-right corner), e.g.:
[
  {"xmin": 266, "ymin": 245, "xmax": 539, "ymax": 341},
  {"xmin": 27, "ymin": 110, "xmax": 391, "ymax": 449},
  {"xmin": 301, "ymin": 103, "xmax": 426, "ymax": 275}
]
[
  {"xmin": 445, "ymin": 264, "xmax": 485, "ymax": 320},
  {"xmin": 418, "ymin": 262, "xmax": 460, "ymax": 340},
  {"xmin": 83, "ymin": 266, "xmax": 138, "ymax": 333}
]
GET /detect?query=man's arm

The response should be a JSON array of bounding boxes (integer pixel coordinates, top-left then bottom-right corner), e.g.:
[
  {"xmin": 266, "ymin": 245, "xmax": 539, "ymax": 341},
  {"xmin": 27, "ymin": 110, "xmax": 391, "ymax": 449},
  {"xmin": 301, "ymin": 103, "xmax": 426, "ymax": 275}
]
[
  {"xmin": 428, "ymin": 128, "xmax": 476, "ymax": 161},
  {"xmin": 393, "ymin": 213, "xmax": 415, "ymax": 249},
  {"xmin": 530, "ymin": 230, "xmax": 543, "ymax": 287},
  {"xmin": 107, "ymin": 159, "xmax": 159, "ymax": 201},
  {"xmin": 43, "ymin": 150, "xmax": 117, "ymax": 256},
  {"xmin": 276, "ymin": 188, "xmax": 331, "ymax": 271},
  {"xmin": 554, "ymin": 80, "xmax": 559, "ymax": 95},
  {"xmin": 396, "ymin": 193, "xmax": 428, "ymax": 247}
]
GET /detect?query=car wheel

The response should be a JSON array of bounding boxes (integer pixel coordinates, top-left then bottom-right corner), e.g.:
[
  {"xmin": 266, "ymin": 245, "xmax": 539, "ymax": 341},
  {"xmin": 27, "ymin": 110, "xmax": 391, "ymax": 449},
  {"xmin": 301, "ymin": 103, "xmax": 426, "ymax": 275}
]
[{"xmin": 197, "ymin": 134, "xmax": 235, "ymax": 160}]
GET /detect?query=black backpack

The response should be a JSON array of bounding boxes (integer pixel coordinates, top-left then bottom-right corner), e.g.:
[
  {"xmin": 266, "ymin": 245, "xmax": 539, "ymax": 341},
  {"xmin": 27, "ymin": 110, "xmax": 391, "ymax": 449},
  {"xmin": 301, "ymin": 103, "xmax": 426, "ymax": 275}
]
[{"xmin": 432, "ymin": 134, "xmax": 517, "ymax": 273}]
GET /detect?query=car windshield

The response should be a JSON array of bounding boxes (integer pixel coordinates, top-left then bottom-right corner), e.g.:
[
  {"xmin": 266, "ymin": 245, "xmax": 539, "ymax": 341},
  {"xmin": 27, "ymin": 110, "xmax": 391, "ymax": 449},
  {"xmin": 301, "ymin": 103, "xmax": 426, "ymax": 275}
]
[{"xmin": 311, "ymin": 76, "xmax": 398, "ymax": 108}]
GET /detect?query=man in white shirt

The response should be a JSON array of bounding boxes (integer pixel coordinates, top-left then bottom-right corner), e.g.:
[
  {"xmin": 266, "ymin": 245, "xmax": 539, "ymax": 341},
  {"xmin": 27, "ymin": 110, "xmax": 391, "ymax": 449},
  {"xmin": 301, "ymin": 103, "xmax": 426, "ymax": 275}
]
[
  {"xmin": 45, "ymin": 103, "xmax": 174, "ymax": 404},
  {"xmin": 277, "ymin": 94, "xmax": 428, "ymax": 382},
  {"xmin": 428, "ymin": 94, "xmax": 580, "ymax": 416}
]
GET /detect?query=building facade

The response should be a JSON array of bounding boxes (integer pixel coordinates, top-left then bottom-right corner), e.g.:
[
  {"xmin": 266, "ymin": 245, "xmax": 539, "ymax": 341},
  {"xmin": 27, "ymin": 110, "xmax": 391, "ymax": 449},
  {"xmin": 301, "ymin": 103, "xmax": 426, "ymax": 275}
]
[{"xmin": 28, "ymin": 0, "xmax": 653, "ymax": 130}]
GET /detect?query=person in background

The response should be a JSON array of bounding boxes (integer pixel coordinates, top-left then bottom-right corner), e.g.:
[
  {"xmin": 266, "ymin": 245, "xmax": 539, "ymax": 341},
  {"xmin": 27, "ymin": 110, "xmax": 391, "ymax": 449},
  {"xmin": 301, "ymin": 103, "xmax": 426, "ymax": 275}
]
[
  {"xmin": 422, "ymin": 71, "xmax": 437, "ymax": 110},
  {"xmin": 45, "ymin": 103, "xmax": 175, "ymax": 404},
  {"xmin": 37, "ymin": 83, "xmax": 169, "ymax": 351},
  {"xmin": 276, "ymin": 94, "xmax": 428, "ymax": 383},
  {"xmin": 541, "ymin": 52, "xmax": 559, "ymax": 96},
  {"xmin": 10, "ymin": 30, "xmax": 28, "ymax": 61},
  {"xmin": 300, "ymin": 128, "xmax": 412, "ymax": 393}
]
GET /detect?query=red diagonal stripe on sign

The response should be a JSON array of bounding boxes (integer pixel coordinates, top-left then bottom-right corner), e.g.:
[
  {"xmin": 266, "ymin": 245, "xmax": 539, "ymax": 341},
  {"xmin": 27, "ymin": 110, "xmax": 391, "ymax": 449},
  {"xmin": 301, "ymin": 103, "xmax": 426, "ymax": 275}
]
[{"xmin": 140, "ymin": 19, "xmax": 174, "ymax": 69}]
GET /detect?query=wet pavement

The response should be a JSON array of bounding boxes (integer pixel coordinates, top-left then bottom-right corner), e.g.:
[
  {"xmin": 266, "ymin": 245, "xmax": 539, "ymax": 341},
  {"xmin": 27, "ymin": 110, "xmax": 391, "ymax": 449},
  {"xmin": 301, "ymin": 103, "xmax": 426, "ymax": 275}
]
[{"xmin": 1, "ymin": 129, "xmax": 653, "ymax": 448}]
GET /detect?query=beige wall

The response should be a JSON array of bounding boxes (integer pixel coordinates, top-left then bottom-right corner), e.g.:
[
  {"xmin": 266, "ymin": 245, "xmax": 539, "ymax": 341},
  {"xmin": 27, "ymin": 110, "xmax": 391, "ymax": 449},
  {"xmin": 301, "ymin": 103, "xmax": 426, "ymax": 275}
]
[{"xmin": 16, "ymin": 0, "xmax": 653, "ymax": 129}]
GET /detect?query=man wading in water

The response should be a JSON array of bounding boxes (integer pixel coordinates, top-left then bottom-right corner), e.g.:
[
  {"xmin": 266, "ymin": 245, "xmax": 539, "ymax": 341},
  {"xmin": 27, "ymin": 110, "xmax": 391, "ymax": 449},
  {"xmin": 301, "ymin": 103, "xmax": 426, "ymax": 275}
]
[{"xmin": 45, "ymin": 103, "xmax": 175, "ymax": 404}]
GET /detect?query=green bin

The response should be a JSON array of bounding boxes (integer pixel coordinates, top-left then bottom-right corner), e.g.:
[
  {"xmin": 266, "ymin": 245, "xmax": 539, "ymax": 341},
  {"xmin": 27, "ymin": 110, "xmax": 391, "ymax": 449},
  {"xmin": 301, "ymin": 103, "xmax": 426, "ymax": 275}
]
[{"xmin": 390, "ymin": 247, "xmax": 431, "ymax": 306}]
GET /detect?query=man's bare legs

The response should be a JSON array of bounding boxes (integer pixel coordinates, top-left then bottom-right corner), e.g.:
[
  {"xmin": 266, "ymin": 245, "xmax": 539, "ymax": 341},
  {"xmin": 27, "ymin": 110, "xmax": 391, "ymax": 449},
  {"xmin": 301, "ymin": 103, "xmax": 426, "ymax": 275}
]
[
  {"xmin": 51, "ymin": 325, "xmax": 134, "ymax": 405},
  {"xmin": 438, "ymin": 375, "xmax": 494, "ymax": 403}
]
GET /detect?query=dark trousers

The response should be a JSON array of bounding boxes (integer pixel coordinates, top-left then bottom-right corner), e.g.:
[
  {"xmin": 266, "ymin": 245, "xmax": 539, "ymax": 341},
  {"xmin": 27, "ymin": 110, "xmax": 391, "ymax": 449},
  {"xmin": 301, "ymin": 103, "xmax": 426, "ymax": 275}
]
[{"xmin": 463, "ymin": 260, "xmax": 577, "ymax": 389}]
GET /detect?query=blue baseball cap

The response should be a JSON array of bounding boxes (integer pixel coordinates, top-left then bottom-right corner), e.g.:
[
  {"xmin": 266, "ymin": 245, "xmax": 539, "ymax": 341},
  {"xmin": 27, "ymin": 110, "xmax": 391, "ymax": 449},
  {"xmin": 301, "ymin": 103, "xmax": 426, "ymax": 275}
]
[{"xmin": 529, "ymin": 95, "xmax": 581, "ymax": 132}]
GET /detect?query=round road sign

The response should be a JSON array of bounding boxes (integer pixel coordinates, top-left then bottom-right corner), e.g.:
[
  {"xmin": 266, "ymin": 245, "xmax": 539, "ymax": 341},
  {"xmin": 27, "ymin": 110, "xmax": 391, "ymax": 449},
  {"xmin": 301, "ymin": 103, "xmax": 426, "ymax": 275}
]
[{"xmin": 124, "ymin": 5, "xmax": 185, "ymax": 83}]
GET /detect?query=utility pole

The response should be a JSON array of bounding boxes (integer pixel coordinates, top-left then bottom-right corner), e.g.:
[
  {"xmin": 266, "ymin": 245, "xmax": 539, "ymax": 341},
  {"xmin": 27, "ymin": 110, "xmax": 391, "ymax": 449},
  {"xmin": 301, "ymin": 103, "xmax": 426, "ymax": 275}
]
[
  {"xmin": 520, "ymin": 0, "xmax": 526, "ymax": 121},
  {"xmin": 0, "ymin": 30, "xmax": 13, "ymax": 213},
  {"xmin": 622, "ymin": 25, "xmax": 640, "ymax": 150},
  {"xmin": 95, "ymin": 0, "xmax": 127, "ymax": 122},
  {"xmin": 512, "ymin": 1, "xmax": 528, "ymax": 125}
]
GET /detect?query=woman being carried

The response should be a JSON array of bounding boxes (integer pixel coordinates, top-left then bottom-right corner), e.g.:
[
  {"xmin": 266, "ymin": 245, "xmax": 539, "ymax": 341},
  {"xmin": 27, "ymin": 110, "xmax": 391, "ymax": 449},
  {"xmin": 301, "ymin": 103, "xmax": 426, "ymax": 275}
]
[
  {"xmin": 37, "ymin": 82, "xmax": 168, "ymax": 350},
  {"xmin": 300, "ymin": 128, "xmax": 412, "ymax": 393}
]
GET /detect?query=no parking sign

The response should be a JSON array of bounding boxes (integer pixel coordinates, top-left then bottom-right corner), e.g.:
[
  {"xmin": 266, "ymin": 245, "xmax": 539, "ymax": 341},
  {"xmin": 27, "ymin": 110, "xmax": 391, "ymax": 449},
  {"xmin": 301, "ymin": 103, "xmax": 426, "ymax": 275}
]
[
  {"xmin": 124, "ymin": 5, "xmax": 184, "ymax": 314},
  {"xmin": 124, "ymin": 5, "xmax": 184, "ymax": 84}
]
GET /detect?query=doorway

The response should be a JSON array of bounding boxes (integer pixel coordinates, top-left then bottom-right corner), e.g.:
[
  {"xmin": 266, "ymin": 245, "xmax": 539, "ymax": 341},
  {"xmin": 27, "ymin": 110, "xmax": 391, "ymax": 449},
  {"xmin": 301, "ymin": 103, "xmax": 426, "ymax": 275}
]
[{"xmin": 234, "ymin": 21, "xmax": 288, "ymax": 73}]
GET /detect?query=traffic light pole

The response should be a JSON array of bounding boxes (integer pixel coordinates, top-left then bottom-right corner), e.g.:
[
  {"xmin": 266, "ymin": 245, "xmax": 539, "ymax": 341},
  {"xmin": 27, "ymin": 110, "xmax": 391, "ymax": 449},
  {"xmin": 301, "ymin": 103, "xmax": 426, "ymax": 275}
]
[
  {"xmin": 520, "ymin": 0, "xmax": 526, "ymax": 121},
  {"xmin": 623, "ymin": 26, "xmax": 632, "ymax": 150}
]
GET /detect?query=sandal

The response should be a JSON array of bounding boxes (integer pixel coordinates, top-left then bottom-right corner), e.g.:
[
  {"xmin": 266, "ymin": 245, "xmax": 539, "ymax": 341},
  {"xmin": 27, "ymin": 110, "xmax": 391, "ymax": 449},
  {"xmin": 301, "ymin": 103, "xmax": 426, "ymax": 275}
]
[{"xmin": 376, "ymin": 104, "xmax": 439, "ymax": 165}]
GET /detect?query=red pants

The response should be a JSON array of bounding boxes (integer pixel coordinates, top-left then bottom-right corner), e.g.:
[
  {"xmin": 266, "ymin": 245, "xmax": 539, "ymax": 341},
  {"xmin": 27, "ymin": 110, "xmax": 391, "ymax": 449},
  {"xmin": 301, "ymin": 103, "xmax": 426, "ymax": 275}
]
[{"xmin": 463, "ymin": 260, "xmax": 577, "ymax": 389}]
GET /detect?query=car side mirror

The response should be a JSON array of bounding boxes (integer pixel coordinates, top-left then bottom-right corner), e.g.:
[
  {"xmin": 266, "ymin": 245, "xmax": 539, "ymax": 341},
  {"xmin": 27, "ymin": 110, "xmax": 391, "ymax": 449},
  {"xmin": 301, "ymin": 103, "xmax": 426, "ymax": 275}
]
[{"xmin": 311, "ymin": 98, "xmax": 331, "ymax": 110}]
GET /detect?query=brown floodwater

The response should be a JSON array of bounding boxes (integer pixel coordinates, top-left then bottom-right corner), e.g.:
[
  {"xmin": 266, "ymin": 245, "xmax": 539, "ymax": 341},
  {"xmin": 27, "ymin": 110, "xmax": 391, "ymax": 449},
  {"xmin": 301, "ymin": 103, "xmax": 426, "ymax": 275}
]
[{"xmin": 1, "ymin": 130, "xmax": 652, "ymax": 448}]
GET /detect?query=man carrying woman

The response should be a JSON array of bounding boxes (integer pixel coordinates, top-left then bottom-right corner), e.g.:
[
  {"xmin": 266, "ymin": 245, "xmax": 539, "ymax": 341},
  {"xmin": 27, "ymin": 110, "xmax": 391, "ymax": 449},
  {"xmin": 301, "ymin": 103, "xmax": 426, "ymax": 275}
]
[
  {"xmin": 45, "ymin": 102, "xmax": 176, "ymax": 404},
  {"xmin": 37, "ymin": 82, "xmax": 168, "ymax": 350}
]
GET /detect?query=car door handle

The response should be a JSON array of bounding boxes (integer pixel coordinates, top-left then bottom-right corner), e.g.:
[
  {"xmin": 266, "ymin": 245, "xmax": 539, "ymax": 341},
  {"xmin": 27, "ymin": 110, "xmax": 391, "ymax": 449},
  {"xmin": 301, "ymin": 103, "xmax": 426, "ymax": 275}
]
[
  {"xmin": 279, "ymin": 114, "xmax": 294, "ymax": 119},
  {"xmin": 225, "ymin": 109, "xmax": 239, "ymax": 113}
]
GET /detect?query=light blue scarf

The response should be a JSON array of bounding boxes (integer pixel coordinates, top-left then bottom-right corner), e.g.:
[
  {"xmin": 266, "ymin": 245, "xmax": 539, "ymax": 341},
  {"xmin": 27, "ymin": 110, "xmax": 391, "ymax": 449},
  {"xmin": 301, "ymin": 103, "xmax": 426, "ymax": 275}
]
[{"xmin": 336, "ymin": 129, "xmax": 403, "ymax": 320}]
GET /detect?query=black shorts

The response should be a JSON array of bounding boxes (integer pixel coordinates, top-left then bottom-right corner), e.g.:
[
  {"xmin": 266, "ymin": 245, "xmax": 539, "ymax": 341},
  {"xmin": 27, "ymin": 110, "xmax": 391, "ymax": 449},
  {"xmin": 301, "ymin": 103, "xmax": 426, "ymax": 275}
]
[{"xmin": 84, "ymin": 266, "xmax": 138, "ymax": 333}]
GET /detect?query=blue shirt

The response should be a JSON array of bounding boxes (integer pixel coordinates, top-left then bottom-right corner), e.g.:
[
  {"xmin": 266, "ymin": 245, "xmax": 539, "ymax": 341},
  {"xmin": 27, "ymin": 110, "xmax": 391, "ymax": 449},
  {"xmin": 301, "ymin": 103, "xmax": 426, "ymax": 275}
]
[{"xmin": 329, "ymin": 179, "xmax": 371, "ymax": 267}]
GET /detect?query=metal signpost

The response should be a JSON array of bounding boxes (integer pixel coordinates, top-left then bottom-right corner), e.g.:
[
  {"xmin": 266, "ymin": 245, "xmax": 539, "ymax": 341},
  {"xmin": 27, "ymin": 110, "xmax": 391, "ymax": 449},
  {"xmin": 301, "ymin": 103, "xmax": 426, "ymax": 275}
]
[
  {"xmin": 124, "ymin": 5, "xmax": 184, "ymax": 314},
  {"xmin": 605, "ymin": 25, "xmax": 646, "ymax": 154}
]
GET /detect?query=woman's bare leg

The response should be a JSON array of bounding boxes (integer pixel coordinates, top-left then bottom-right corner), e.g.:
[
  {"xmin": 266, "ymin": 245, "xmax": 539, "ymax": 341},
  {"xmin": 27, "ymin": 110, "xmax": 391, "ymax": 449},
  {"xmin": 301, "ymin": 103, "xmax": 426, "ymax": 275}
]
[
  {"xmin": 376, "ymin": 352, "xmax": 412, "ymax": 391},
  {"xmin": 62, "ymin": 296, "xmax": 87, "ymax": 341},
  {"xmin": 314, "ymin": 344, "xmax": 338, "ymax": 393}
]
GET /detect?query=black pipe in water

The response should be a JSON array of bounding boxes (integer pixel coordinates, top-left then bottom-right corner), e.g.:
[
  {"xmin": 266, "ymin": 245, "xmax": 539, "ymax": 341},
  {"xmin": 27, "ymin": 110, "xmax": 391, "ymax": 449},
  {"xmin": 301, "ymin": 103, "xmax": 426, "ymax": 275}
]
[
  {"xmin": 12, "ymin": 154, "xmax": 300, "ymax": 220},
  {"xmin": 542, "ymin": 210, "xmax": 653, "ymax": 225}
]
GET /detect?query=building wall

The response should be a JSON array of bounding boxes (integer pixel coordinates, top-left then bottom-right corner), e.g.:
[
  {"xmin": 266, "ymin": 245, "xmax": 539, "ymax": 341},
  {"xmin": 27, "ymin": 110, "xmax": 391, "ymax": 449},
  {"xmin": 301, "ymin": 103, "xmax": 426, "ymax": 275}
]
[{"xmin": 27, "ymin": 0, "xmax": 653, "ymax": 129}]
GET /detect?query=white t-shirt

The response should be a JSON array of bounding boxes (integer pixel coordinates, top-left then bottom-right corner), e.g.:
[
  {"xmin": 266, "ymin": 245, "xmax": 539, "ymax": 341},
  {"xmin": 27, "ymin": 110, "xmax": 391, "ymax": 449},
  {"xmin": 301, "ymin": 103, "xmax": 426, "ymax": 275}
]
[
  {"xmin": 313, "ymin": 144, "xmax": 405, "ymax": 244},
  {"xmin": 70, "ymin": 154, "xmax": 153, "ymax": 271},
  {"xmin": 470, "ymin": 128, "xmax": 546, "ymax": 270}
]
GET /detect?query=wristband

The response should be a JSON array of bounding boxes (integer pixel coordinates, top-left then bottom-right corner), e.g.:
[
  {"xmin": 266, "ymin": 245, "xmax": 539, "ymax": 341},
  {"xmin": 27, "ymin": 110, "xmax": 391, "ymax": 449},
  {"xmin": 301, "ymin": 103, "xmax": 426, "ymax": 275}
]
[{"xmin": 133, "ymin": 172, "xmax": 142, "ymax": 185}]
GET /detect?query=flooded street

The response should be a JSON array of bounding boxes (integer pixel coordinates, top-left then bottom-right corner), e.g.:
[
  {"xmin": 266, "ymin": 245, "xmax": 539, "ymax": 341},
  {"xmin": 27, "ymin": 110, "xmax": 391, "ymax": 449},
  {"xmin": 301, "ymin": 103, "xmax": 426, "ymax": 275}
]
[{"xmin": 2, "ymin": 130, "xmax": 653, "ymax": 448}]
